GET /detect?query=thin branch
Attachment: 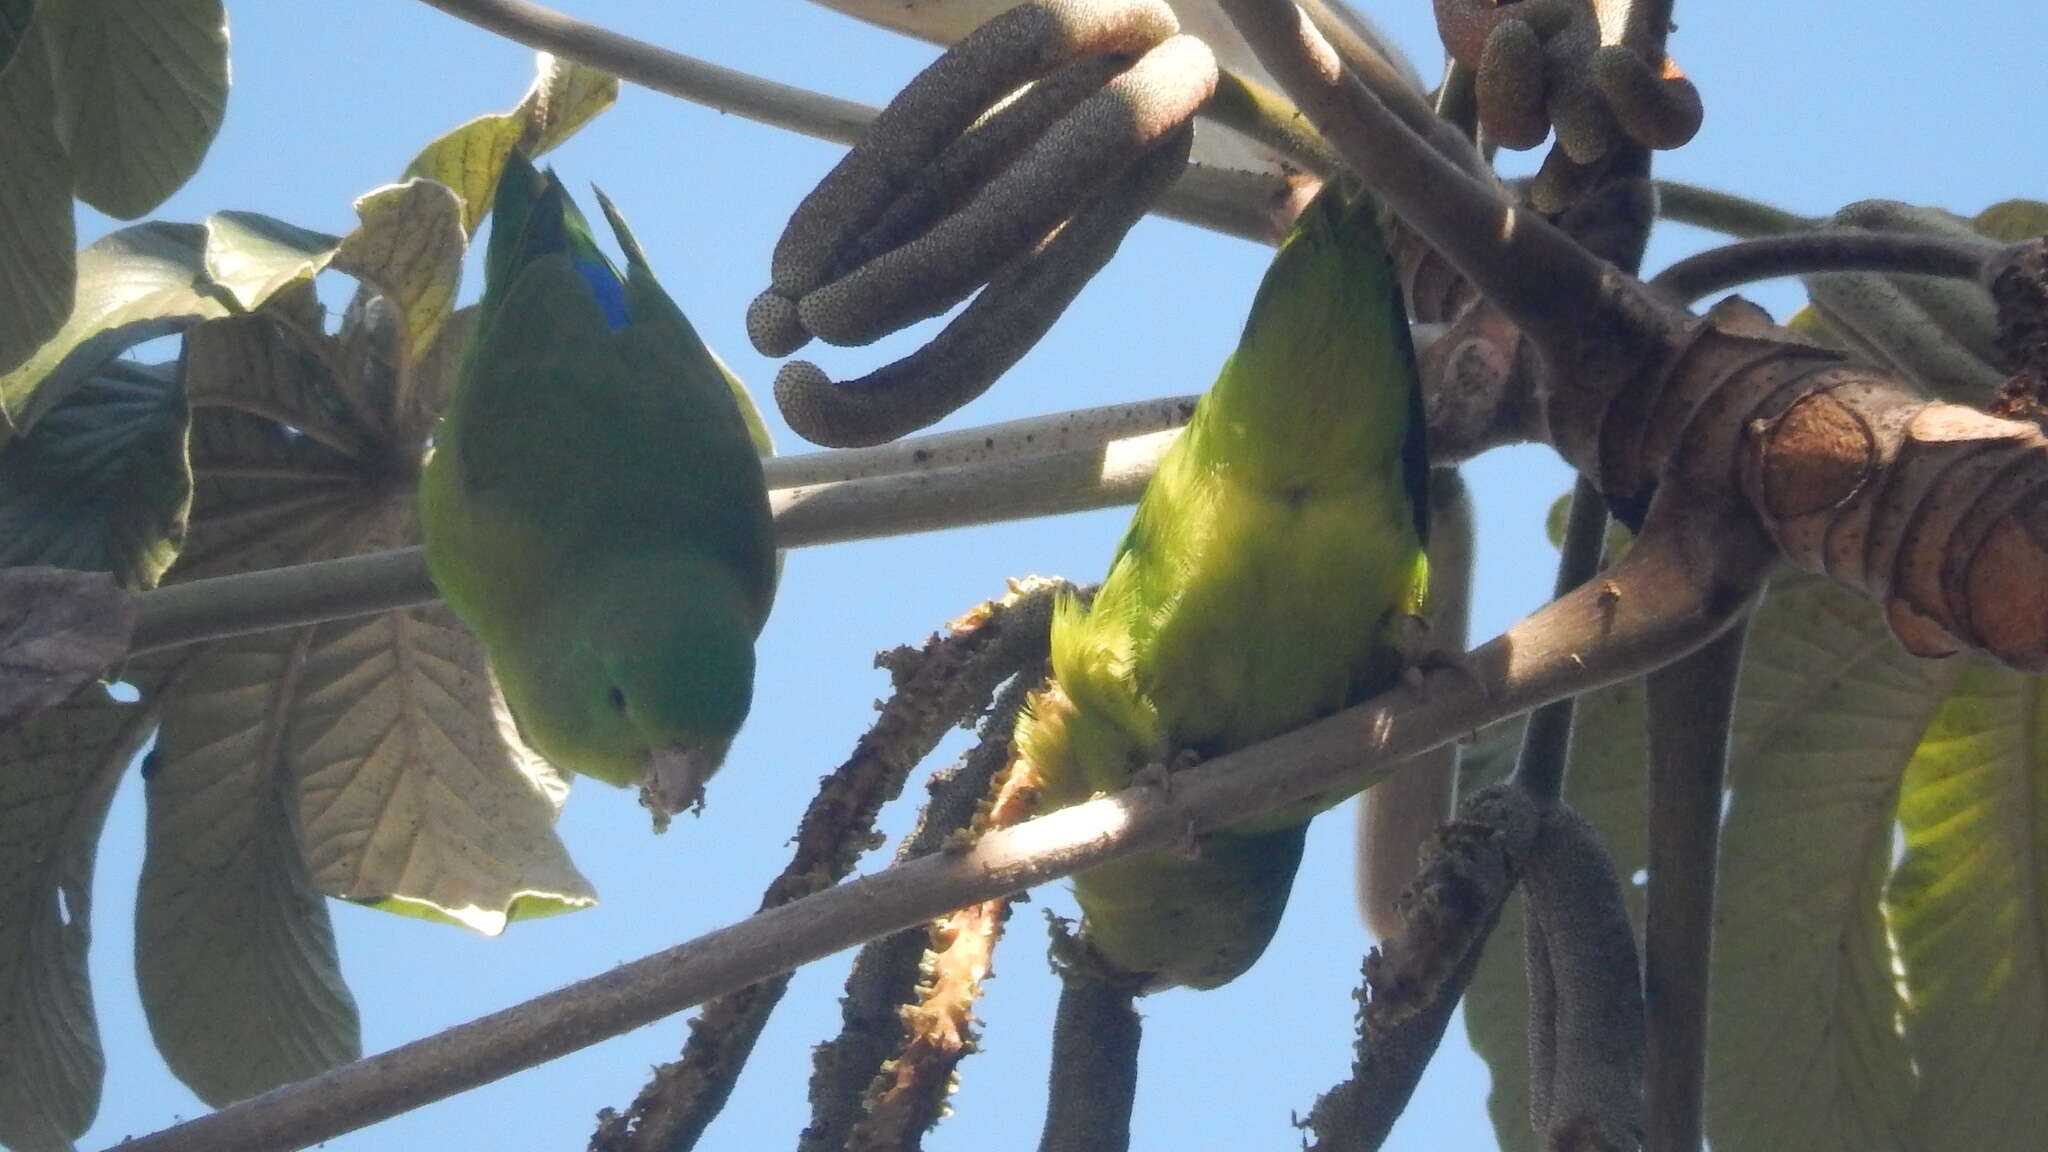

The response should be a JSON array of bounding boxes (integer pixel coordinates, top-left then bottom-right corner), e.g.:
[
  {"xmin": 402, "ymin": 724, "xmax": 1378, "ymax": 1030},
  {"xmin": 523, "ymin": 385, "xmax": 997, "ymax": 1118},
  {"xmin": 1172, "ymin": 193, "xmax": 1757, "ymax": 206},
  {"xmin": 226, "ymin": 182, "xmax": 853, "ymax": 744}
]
[
  {"xmin": 1640, "ymin": 618, "xmax": 1749, "ymax": 1152},
  {"xmin": 1218, "ymin": 0, "xmax": 1617, "ymax": 354},
  {"xmin": 1651, "ymin": 181, "xmax": 1812, "ymax": 238},
  {"xmin": 411, "ymin": 0, "xmax": 1295, "ymax": 244},
  {"xmin": 1203, "ymin": 68, "xmax": 1342, "ymax": 177},
  {"xmin": 1650, "ymin": 231, "xmax": 2001, "ymax": 306},
  {"xmin": 1294, "ymin": 0, "xmax": 1491, "ymax": 180},
  {"xmin": 103, "ymin": 504, "xmax": 1761, "ymax": 1152},
  {"xmin": 1359, "ymin": 468, "xmax": 1474, "ymax": 937},
  {"xmin": 770, "ymin": 395, "xmax": 1197, "ymax": 487},
  {"xmin": 127, "ymin": 405, "xmax": 1192, "ymax": 654},
  {"xmin": 1512, "ymin": 475, "xmax": 1610, "ymax": 804}
]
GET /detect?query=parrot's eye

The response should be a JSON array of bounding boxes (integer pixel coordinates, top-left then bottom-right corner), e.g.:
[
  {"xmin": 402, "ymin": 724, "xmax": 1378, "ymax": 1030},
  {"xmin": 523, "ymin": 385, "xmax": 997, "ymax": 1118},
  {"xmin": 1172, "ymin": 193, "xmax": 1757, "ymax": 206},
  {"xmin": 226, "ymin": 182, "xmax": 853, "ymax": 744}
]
[{"xmin": 607, "ymin": 686, "xmax": 628, "ymax": 714}]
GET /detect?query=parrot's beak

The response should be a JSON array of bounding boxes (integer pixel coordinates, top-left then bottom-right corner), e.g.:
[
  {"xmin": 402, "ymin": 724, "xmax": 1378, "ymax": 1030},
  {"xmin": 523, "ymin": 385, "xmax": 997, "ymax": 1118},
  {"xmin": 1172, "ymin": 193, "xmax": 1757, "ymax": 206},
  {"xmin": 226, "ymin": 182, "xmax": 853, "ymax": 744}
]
[{"xmin": 645, "ymin": 744, "xmax": 714, "ymax": 815}]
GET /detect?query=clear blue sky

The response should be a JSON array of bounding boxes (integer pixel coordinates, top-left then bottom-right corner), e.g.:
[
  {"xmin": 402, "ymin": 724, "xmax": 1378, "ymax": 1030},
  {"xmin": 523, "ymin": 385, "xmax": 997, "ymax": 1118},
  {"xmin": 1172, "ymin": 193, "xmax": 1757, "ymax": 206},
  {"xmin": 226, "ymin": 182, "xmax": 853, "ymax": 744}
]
[{"xmin": 66, "ymin": 2, "xmax": 2042, "ymax": 1150}]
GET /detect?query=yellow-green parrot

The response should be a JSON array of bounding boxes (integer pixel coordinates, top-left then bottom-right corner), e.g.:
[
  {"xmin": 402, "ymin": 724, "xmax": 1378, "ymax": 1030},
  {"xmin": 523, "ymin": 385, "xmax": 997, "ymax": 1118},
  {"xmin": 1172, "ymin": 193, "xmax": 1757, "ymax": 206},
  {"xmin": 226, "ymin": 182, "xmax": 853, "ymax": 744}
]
[
  {"xmin": 420, "ymin": 152, "xmax": 777, "ymax": 814},
  {"xmin": 1016, "ymin": 188, "xmax": 1429, "ymax": 990}
]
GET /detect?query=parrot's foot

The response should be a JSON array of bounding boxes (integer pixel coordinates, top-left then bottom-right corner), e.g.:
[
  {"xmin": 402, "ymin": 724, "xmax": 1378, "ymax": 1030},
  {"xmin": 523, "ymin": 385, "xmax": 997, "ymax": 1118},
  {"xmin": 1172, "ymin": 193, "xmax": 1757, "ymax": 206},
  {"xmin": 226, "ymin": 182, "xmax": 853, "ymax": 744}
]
[
  {"xmin": 1396, "ymin": 614, "xmax": 1483, "ymax": 701},
  {"xmin": 1133, "ymin": 750, "xmax": 1204, "ymax": 859}
]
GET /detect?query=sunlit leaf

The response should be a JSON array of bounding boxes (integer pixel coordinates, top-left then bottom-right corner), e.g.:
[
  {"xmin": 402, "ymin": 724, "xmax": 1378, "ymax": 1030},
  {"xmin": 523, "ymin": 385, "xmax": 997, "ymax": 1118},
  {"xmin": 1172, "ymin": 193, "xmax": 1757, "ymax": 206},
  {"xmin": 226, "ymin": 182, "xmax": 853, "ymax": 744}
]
[
  {"xmin": 202, "ymin": 212, "xmax": 341, "ymax": 313},
  {"xmin": 0, "ymin": 568, "xmax": 133, "ymax": 729},
  {"xmin": 0, "ymin": 14, "xmax": 73, "ymax": 382},
  {"xmin": 138, "ymin": 629, "xmax": 361, "ymax": 1106},
  {"xmin": 1458, "ymin": 680, "xmax": 1648, "ymax": 1152},
  {"xmin": 1706, "ymin": 572, "xmax": 1958, "ymax": 1152},
  {"xmin": 0, "ymin": 360, "xmax": 190, "ymax": 589},
  {"xmin": 290, "ymin": 600, "xmax": 593, "ymax": 934},
  {"xmin": 42, "ymin": 0, "xmax": 228, "ymax": 220},
  {"xmin": 331, "ymin": 179, "xmax": 465, "ymax": 367},
  {"xmin": 403, "ymin": 52, "xmax": 619, "ymax": 236},
  {"xmin": 0, "ymin": 681, "xmax": 156, "ymax": 1152},
  {"xmin": 0, "ymin": 223, "xmax": 227, "ymax": 440},
  {"xmin": 1887, "ymin": 660, "xmax": 2048, "ymax": 1151}
]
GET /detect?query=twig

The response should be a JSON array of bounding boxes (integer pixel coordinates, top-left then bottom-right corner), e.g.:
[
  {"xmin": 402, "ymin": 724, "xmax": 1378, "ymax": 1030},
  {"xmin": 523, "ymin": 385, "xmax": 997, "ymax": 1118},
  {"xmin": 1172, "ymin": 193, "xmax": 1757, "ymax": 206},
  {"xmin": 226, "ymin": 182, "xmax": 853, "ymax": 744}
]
[
  {"xmin": 590, "ymin": 585, "xmax": 1061, "ymax": 1151},
  {"xmin": 1218, "ymin": 0, "xmax": 1617, "ymax": 356},
  {"xmin": 1650, "ymin": 232, "xmax": 2001, "ymax": 306},
  {"xmin": 1038, "ymin": 921, "xmax": 1145, "ymax": 1152},
  {"xmin": 1294, "ymin": 0, "xmax": 1490, "ymax": 179},
  {"xmin": 1358, "ymin": 469, "xmax": 1473, "ymax": 937},
  {"xmin": 1651, "ymin": 181, "xmax": 1812, "ymax": 238},
  {"xmin": 1512, "ymin": 475, "xmax": 1610, "ymax": 804},
  {"xmin": 1640, "ymin": 619, "xmax": 1749, "ymax": 1152},
  {"xmin": 104, "ymin": 484, "xmax": 1759, "ymax": 1152},
  {"xmin": 412, "ymin": 0, "xmax": 1292, "ymax": 244}
]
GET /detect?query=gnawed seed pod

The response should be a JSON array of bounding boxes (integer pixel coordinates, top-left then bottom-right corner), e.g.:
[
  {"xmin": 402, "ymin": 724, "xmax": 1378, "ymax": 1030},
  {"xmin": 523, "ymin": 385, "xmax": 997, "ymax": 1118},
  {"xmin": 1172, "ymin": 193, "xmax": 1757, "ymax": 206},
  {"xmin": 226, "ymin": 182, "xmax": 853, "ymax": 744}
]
[
  {"xmin": 1436, "ymin": 0, "xmax": 1701, "ymax": 214},
  {"xmin": 750, "ymin": 0, "xmax": 1217, "ymax": 447},
  {"xmin": 1796, "ymin": 199, "xmax": 2029, "ymax": 404}
]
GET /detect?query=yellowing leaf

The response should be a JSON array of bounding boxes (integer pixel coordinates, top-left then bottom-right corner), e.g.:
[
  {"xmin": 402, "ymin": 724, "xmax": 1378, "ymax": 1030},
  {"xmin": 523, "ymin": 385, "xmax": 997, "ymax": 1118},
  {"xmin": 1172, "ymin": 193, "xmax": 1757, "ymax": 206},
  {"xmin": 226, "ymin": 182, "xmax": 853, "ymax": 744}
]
[
  {"xmin": 1708, "ymin": 572, "xmax": 1957, "ymax": 1152},
  {"xmin": 331, "ymin": 180, "xmax": 466, "ymax": 367},
  {"xmin": 403, "ymin": 52, "xmax": 619, "ymax": 236},
  {"xmin": 1888, "ymin": 660, "xmax": 2048, "ymax": 1151}
]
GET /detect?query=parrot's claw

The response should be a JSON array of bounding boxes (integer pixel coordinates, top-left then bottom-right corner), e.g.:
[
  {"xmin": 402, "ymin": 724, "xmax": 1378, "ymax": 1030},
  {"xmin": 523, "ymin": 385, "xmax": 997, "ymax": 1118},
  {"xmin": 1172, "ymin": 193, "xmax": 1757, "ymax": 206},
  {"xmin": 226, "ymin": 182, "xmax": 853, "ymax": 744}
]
[{"xmin": 1133, "ymin": 751, "xmax": 1204, "ymax": 859}]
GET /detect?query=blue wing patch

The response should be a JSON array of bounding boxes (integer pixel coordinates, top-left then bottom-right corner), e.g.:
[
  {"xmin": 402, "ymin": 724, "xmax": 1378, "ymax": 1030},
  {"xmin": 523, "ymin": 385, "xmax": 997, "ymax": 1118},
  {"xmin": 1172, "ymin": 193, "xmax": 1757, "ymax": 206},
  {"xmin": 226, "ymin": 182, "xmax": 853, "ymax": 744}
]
[{"xmin": 575, "ymin": 257, "xmax": 630, "ymax": 329}]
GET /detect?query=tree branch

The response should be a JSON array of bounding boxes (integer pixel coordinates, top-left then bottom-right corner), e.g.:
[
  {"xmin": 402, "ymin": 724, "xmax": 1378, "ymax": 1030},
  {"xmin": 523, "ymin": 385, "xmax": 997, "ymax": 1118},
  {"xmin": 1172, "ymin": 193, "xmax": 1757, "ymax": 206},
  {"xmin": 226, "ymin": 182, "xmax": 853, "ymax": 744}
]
[
  {"xmin": 1512, "ymin": 475, "xmax": 1611, "ymax": 804},
  {"xmin": 1649, "ymin": 231, "xmax": 2000, "ymax": 306},
  {"xmin": 1651, "ymin": 181, "xmax": 1812, "ymax": 238},
  {"xmin": 102, "ymin": 511, "xmax": 1759, "ymax": 1152},
  {"xmin": 1218, "ymin": 0, "xmax": 1618, "ymax": 354},
  {"xmin": 410, "ymin": 0, "xmax": 1298, "ymax": 244},
  {"xmin": 126, "ymin": 402, "xmax": 1193, "ymax": 654},
  {"xmin": 1640, "ymin": 618, "xmax": 1748, "ymax": 1152},
  {"xmin": 1038, "ymin": 924, "xmax": 1144, "ymax": 1152},
  {"xmin": 1359, "ymin": 468, "xmax": 1473, "ymax": 937}
]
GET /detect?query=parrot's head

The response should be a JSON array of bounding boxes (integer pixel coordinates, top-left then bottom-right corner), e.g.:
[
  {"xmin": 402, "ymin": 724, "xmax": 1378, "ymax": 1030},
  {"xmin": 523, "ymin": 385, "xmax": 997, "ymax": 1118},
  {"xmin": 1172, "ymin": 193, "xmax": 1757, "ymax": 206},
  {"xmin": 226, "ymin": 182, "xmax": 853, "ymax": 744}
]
[{"xmin": 498, "ymin": 550, "xmax": 762, "ymax": 817}]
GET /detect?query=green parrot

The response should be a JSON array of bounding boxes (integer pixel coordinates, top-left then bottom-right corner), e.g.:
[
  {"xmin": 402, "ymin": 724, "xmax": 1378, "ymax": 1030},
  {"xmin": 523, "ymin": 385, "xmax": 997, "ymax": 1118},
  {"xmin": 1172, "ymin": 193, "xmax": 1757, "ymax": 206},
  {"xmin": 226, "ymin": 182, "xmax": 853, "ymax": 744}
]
[
  {"xmin": 1016, "ymin": 187, "xmax": 1429, "ymax": 990},
  {"xmin": 420, "ymin": 152, "xmax": 777, "ymax": 815}
]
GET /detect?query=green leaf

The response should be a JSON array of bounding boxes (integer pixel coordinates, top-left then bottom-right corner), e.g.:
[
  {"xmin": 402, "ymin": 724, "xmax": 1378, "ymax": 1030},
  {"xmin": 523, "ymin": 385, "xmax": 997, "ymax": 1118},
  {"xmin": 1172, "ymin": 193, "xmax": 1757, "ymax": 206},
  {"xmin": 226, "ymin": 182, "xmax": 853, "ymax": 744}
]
[
  {"xmin": 0, "ymin": 13, "xmax": 74, "ymax": 382},
  {"xmin": 1458, "ymin": 680, "xmax": 1649, "ymax": 1152},
  {"xmin": 0, "ymin": 681, "xmax": 156, "ymax": 1152},
  {"xmin": 403, "ymin": 52, "xmax": 619, "ymax": 236},
  {"xmin": 1887, "ymin": 660, "xmax": 2048, "ymax": 1150},
  {"xmin": 331, "ymin": 179, "xmax": 466, "ymax": 367},
  {"xmin": 0, "ymin": 222, "xmax": 228, "ymax": 441},
  {"xmin": 1706, "ymin": 571, "xmax": 1959, "ymax": 1152},
  {"xmin": 138, "ymin": 630, "xmax": 360, "ymax": 1106},
  {"xmin": 0, "ymin": 360, "xmax": 191, "ymax": 589},
  {"xmin": 202, "ymin": 212, "xmax": 341, "ymax": 313},
  {"xmin": 0, "ymin": 0, "xmax": 37, "ymax": 74},
  {"xmin": 41, "ymin": 0, "xmax": 228, "ymax": 220}
]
